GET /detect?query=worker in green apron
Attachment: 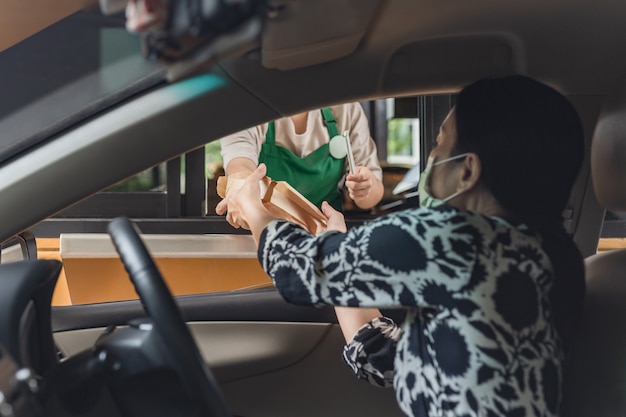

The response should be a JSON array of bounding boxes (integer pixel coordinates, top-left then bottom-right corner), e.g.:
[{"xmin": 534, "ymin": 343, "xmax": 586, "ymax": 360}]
[
  {"xmin": 218, "ymin": 103, "xmax": 384, "ymax": 221},
  {"xmin": 259, "ymin": 108, "xmax": 345, "ymax": 211},
  {"xmin": 217, "ymin": 104, "xmax": 386, "ymax": 363}
]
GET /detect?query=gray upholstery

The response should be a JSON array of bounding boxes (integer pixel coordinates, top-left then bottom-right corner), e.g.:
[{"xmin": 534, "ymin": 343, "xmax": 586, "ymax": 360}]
[
  {"xmin": 591, "ymin": 85, "xmax": 626, "ymax": 212},
  {"xmin": 562, "ymin": 250, "xmax": 626, "ymax": 416},
  {"xmin": 562, "ymin": 87, "xmax": 626, "ymax": 416}
]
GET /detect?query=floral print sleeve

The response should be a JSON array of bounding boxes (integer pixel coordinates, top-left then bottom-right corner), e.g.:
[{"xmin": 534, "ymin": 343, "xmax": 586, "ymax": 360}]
[
  {"xmin": 258, "ymin": 205, "xmax": 564, "ymax": 417},
  {"xmin": 342, "ymin": 316, "xmax": 402, "ymax": 388},
  {"xmin": 258, "ymin": 206, "xmax": 483, "ymax": 309}
]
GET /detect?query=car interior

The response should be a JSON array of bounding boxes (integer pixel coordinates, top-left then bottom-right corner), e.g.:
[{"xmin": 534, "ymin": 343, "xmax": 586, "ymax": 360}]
[
  {"xmin": 561, "ymin": 81, "xmax": 626, "ymax": 416},
  {"xmin": 0, "ymin": 0, "xmax": 626, "ymax": 416}
]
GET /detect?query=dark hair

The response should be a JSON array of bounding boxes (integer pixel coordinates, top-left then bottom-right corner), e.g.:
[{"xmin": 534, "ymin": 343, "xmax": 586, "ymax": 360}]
[{"xmin": 454, "ymin": 75, "xmax": 585, "ymax": 348}]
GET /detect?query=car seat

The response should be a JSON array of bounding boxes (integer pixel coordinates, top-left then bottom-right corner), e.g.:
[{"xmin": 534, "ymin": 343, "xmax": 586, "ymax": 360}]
[
  {"xmin": 561, "ymin": 84, "xmax": 626, "ymax": 416},
  {"xmin": 0, "ymin": 260, "xmax": 62, "ymax": 378}
]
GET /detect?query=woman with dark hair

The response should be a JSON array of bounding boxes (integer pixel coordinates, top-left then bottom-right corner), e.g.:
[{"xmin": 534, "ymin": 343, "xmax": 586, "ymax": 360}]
[{"xmin": 215, "ymin": 75, "xmax": 585, "ymax": 417}]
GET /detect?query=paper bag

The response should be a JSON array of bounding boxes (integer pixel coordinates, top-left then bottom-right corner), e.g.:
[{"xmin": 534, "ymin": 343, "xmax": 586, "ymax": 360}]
[{"xmin": 217, "ymin": 175, "xmax": 327, "ymax": 235}]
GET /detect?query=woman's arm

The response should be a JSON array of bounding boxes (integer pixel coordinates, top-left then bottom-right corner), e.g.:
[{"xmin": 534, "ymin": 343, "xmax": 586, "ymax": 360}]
[
  {"xmin": 335, "ymin": 307, "xmax": 383, "ymax": 342},
  {"xmin": 321, "ymin": 206, "xmax": 386, "ymax": 343},
  {"xmin": 342, "ymin": 316, "xmax": 401, "ymax": 388},
  {"xmin": 226, "ymin": 165, "xmax": 478, "ymax": 310}
]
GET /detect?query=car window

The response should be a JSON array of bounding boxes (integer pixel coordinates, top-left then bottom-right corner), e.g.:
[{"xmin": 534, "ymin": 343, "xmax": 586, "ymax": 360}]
[
  {"xmin": 6, "ymin": 65, "xmax": 600, "ymax": 306},
  {"xmin": 26, "ymin": 95, "xmax": 454, "ymax": 306},
  {"xmin": 597, "ymin": 211, "xmax": 626, "ymax": 252}
]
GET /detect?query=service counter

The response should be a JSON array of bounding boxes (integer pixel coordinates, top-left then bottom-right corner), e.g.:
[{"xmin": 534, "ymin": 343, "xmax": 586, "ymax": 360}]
[{"xmin": 59, "ymin": 234, "xmax": 271, "ymax": 305}]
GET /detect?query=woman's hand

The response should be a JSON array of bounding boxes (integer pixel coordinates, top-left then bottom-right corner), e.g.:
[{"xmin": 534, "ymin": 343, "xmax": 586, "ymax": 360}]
[{"xmin": 321, "ymin": 201, "xmax": 347, "ymax": 233}]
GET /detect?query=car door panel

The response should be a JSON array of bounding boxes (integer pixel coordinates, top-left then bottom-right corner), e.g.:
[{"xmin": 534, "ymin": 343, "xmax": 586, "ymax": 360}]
[
  {"xmin": 55, "ymin": 322, "xmax": 333, "ymax": 382},
  {"xmin": 52, "ymin": 288, "xmax": 405, "ymax": 417}
]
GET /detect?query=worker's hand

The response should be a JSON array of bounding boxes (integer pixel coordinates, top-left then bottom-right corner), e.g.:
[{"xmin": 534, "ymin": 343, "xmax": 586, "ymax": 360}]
[
  {"xmin": 215, "ymin": 185, "xmax": 248, "ymax": 230},
  {"xmin": 215, "ymin": 166, "xmax": 267, "ymax": 230},
  {"xmin": 345, "ymin": 166, "xmax": 376, "ymax": 202},
  {"xmin": 321, "ymin": 201, "xmax": 347, "ymax": 233}
]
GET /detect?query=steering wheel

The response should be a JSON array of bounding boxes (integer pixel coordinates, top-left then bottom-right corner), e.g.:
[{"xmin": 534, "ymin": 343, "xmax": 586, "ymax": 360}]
[{"xmin": 107, "ymin": 216, "xmax": 231, "ymax": 417}]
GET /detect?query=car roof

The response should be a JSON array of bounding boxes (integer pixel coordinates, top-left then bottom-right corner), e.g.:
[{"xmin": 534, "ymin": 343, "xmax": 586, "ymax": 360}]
[{"xmin": 0, "ymin": 0, "xmax": 625, "ymax": 240}]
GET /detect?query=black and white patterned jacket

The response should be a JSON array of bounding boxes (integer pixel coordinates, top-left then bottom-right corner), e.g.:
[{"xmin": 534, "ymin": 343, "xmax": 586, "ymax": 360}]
[{"xmin": 259, "ymin": 205, "xmax": 562, "ymax": 417}]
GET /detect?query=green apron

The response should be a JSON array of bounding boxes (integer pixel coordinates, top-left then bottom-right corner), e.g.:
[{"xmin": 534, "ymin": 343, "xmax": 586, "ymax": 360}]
[{"xmin": 259, "ymin": 108, "xmax": 345, "ymax": 211}]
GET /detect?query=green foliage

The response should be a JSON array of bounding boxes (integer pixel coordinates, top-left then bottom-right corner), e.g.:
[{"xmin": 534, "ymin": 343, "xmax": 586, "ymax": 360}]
[
  {"xmin": 205, "ymin": 140, "xmax": 223, "ymax": 179},
  {"xmin": 387, "ymin": 119, "xmax": 415, "ymax": 157}
]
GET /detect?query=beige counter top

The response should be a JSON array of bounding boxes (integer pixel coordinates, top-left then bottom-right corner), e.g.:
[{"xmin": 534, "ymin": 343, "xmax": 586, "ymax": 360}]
[{"xmin": 60, "ymin": 233, "xmax": 258, "ymax": 258}]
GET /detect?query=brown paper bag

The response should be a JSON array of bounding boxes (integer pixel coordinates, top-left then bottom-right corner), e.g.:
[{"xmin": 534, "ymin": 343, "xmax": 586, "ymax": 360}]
[{"xmin": 217, "ymin": 175, "xmax": 327, "ymax": 234}]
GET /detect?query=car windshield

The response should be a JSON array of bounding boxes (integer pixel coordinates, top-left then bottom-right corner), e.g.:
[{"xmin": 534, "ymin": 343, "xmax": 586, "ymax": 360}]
[{"xmin": 0, "ymin": 6, "xmax": 165, "ymax": 165}]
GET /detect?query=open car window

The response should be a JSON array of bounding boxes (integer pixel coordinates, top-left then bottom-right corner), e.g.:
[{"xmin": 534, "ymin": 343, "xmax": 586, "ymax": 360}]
[
  {"xmin": 16, "ymin": 88, "xmax": 618, "ymax": 306},
  {"xmin": 28, "ymin": 94, "xmax": 456, "ymax": 306}
]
